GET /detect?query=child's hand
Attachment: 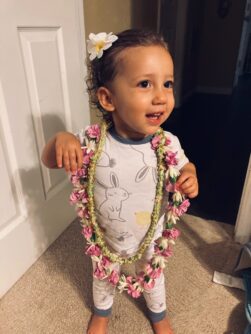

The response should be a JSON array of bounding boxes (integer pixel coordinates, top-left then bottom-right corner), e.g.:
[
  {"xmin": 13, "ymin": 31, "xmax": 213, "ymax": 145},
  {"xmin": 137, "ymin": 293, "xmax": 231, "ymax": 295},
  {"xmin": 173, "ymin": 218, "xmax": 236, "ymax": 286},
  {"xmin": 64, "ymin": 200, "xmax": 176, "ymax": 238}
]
[
  {"xmin": 176, "ymin": 162, "xmax": 199, "ymax": 199},
  {"xmin": 55, "ymin": 132, "xmax": 82, "ymax": 173}
]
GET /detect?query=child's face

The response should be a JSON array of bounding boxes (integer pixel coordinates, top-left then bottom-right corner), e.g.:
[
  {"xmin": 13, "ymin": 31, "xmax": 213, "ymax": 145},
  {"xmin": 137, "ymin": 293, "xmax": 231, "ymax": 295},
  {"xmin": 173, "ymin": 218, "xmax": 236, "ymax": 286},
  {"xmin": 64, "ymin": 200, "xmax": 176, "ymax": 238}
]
[{"xmin": 105, "ymin": 45, "xmax": 174, "ymax": 139}]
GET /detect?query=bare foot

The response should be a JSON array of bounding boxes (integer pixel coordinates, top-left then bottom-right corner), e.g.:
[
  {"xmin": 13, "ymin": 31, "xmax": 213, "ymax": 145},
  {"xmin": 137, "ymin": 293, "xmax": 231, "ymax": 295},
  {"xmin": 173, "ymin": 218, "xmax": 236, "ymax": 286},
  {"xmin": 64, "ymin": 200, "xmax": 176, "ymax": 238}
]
[
  {"xmin": 87, "ymin": 314, "xmax": 109, "ymax": 334},
  {"xmin": 152, "ymin": 316, "xmax": 174, "ymax": 334}
]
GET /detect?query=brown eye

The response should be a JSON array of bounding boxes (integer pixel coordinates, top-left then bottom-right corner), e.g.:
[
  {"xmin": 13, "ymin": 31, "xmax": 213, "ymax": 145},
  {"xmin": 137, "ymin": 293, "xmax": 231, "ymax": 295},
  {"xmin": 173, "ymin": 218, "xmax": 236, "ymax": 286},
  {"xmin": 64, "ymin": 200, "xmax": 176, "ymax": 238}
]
[
  {"xmin": 139, "ymin": 80, "xmax": 151, "ymax": 88},
  {"xmin": 164, "ymin": 81, "xmax": 174, "ymax": 88}
]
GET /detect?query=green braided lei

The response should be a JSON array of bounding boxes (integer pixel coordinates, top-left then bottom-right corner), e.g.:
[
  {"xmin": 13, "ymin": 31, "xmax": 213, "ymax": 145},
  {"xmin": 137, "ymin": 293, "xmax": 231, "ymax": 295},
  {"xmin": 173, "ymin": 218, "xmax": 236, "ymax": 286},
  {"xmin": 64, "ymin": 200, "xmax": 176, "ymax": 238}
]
[{"xmin": 69, "ymin": 121, "xmax": 190, "ymax": 298}]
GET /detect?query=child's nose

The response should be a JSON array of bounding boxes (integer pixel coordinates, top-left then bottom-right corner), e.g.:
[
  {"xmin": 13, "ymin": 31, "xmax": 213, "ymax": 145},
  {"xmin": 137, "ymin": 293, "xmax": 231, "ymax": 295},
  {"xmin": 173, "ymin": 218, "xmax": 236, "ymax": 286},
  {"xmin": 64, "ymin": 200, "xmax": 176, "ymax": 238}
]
[{"xmin": 152, "ymin": 87, "xmax": 167, "ymax": 104}]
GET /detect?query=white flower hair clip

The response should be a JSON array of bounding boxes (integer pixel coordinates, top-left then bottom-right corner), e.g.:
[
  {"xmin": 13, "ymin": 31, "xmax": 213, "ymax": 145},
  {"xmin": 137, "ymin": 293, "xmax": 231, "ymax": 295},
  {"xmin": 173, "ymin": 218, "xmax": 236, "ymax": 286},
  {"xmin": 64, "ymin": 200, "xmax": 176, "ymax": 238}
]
[{"xmin": 87, "ymin": 32, "xmax": 118, "ymax": 61}]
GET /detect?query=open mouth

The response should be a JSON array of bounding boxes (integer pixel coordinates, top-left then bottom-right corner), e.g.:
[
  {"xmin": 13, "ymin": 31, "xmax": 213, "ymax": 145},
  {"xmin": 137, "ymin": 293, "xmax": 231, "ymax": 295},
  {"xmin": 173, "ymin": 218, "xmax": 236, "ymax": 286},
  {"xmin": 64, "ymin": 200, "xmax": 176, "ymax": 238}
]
[{"xmin": 146, "ymin": 112, "xmax": 163, "ymax": 120}]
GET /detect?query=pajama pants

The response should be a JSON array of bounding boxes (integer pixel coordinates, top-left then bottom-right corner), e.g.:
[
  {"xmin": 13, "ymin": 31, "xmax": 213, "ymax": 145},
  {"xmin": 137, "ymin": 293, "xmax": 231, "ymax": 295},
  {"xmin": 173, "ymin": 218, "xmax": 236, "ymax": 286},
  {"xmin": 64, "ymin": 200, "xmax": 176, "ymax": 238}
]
[{"xmin": 92, "ymin": 253, "xmax": 167, "ymax": 323}]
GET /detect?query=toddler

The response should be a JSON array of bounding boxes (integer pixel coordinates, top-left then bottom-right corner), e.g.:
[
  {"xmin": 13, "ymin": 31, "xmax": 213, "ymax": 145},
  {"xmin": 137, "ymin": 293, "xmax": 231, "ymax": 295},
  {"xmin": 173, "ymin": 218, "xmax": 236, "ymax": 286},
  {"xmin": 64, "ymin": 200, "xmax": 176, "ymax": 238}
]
[{"xmin": 42, "ymin": 29, "xmax": 198, "ymax": 334}]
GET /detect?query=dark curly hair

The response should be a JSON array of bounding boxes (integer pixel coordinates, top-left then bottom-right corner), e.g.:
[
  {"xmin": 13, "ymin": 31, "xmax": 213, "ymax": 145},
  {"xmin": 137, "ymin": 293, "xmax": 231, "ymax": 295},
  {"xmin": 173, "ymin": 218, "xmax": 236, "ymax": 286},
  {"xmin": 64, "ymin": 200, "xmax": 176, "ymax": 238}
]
[{"xmin": 86, "ymin": 29, "xmax": 169, "ymax": 121}]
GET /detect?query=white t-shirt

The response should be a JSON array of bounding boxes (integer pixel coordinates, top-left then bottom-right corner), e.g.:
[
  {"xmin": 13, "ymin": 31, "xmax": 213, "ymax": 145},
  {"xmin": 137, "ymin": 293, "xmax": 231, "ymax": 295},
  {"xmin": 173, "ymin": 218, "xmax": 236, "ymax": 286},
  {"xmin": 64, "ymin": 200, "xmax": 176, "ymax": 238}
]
[{"xmin": 76, "ymin": 127, "xmax": 189, "ymax": 257}]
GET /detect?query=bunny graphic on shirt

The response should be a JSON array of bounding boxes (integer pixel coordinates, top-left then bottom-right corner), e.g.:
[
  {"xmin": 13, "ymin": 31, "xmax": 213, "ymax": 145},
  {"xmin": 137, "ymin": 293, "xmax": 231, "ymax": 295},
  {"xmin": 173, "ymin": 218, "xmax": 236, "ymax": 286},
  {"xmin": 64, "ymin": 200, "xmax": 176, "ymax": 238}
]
[
  {"xmin": 96, "ymin": 172, "xmax": 129, "ymax": 222},
  {"xmin": 130, "ymin": 145, "xmax": 157, "ymax": 184}
]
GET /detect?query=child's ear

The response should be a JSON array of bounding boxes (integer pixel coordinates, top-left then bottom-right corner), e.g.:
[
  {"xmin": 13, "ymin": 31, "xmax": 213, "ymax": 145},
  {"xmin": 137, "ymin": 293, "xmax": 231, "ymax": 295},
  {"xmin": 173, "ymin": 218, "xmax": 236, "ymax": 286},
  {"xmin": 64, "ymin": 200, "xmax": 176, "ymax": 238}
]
[{"xmin": 97, "ymin": 87, "xmax": 115, "ymax": 112}]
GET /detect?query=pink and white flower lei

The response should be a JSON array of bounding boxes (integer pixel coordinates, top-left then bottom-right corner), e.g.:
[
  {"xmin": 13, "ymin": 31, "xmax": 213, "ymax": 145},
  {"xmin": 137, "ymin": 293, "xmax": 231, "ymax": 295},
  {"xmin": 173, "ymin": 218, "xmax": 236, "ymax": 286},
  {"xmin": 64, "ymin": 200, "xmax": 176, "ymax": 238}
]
[{"xmin": 69, "ymin": 123, "xmax": 190, "ymax": 298}]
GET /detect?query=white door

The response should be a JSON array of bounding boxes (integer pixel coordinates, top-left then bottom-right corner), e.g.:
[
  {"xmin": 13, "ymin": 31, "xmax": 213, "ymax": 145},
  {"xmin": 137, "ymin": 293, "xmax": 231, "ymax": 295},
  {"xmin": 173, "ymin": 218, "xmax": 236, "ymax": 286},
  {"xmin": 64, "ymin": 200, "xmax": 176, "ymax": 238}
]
[
  {"xmin": 235, "ymin": 154, "xmax": 251, "ymax": 244},
  {"xmin": 0, "ymin": 0, "xmax": 89, "ymax": 297}
]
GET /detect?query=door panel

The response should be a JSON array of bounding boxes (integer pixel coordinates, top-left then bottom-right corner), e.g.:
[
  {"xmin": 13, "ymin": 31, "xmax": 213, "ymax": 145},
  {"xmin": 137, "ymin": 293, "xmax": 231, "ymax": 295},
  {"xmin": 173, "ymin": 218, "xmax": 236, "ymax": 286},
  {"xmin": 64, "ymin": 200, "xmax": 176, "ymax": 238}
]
[{"xmin": 0, "ymin": 0, "xmax": 89, "ymax": 297}]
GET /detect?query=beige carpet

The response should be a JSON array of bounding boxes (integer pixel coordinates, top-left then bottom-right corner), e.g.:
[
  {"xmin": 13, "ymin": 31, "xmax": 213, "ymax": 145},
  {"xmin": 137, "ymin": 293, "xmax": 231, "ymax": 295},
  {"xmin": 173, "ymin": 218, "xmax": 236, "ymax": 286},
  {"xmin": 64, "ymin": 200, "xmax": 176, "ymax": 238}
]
[{"xmin": 0, "ymin": 214, "xmax": 247, "ymax": 334}]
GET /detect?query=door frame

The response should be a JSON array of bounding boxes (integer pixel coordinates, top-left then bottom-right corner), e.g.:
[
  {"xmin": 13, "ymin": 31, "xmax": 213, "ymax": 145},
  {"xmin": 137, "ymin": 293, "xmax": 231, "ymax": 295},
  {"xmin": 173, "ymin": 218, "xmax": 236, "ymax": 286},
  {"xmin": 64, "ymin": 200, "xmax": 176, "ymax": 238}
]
[{"xmin": 234, "ymin": 0, "xmax": 251, "ymax": 86}]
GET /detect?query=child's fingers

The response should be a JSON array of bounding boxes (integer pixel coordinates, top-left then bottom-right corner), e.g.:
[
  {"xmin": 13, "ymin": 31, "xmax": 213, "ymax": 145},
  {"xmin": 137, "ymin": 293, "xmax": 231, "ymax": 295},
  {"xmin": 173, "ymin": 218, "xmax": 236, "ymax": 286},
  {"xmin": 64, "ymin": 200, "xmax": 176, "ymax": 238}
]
[
  {"xmin": 186, "ymin": 189, "xmax": 198, "ymax": 198},
  {"xmin": 180, "ymin": 178, "xmax": 194, "ymax": 191},
  {"xmin": 76, "ymin": 148, "xmax": 83, "ymax": 169},
  {"xmin": 180, "ymin": 182, "xmax": 199, "ymax": 198},
  {"xmin": 176, "ymin": 173, "xmax": 189, "ymax": 187},
  {"xmin": 56, "ymin": 146, "xmax": 63, "ymax": 168},
  {"xmin": 181, "ymin": 183, "xmax": 195, "ymax": 193},
  {"xmin": 187, "ymin": 186, "xmax": 199, "ymax": 198},
  {"xmin": 63, "ymin": 151, "xmax": 70, "ymax": 172},
  {"xmin": 69, "ymin": 150, "xmax": 78, "ymax": 173}
]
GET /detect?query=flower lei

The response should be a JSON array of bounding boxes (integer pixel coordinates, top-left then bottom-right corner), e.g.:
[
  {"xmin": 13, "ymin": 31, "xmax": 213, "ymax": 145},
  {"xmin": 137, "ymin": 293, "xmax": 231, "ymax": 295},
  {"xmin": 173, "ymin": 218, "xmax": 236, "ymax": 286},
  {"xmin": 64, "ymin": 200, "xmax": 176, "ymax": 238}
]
[{"xmin": 69, "ymin": 122, "xmax": 190, "ymax": 298}]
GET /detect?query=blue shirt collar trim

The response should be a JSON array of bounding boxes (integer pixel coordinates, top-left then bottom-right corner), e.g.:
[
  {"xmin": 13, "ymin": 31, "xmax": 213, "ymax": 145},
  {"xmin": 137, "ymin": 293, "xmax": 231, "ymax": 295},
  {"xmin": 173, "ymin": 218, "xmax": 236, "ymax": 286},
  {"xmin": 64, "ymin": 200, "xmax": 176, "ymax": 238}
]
[{"xmin": 109, "ymin": 127, "xmax": 153, "ymax": 145}]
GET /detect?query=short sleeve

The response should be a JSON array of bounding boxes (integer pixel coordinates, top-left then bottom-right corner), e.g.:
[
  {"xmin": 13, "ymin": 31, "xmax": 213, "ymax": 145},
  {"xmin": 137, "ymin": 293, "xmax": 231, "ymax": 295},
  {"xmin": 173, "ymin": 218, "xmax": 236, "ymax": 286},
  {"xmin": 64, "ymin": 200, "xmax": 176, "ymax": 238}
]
[
  {"xmin": 165, "ymin": 131, "xmax": 189, "ymax": 170},
  {"xmin": 74, "ymin": 128, "xmax": 86, "ymax": 147}
]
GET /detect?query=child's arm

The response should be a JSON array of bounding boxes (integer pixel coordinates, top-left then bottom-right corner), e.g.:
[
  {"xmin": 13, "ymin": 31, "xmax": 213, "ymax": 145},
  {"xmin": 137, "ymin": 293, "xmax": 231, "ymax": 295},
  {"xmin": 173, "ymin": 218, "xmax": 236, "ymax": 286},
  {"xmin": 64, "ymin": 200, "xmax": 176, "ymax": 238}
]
[
  {"xmin": 41, "ymin": 131, "xmax": 83, "ymax": 173},
  {"xmin": 176, "ymin": 162, "xmax": 199, "ymax": 199}
]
